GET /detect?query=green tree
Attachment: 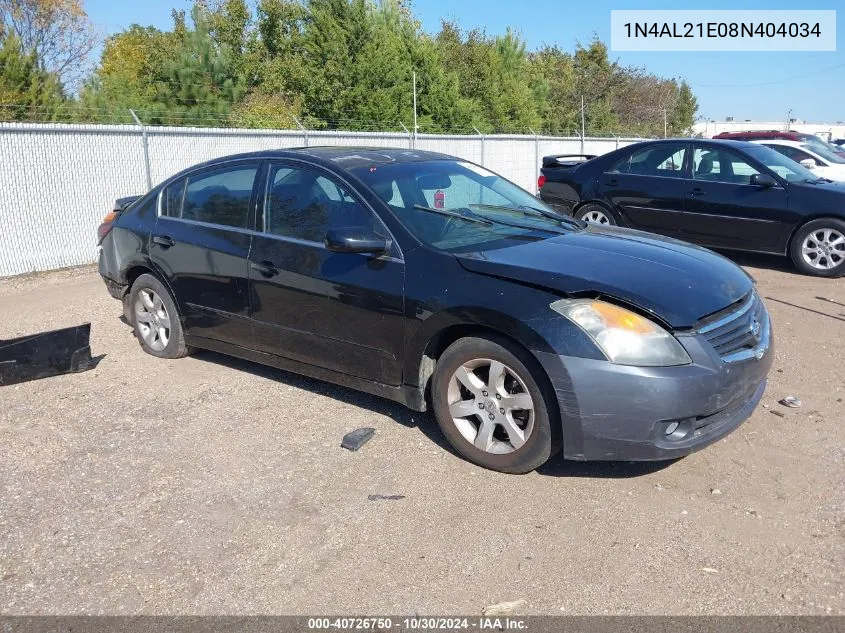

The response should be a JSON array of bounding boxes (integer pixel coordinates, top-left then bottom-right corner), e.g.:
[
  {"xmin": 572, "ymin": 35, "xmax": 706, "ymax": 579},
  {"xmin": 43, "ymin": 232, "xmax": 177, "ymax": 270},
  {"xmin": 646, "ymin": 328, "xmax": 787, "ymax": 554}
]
[
  {"xmin": 529, "ymin": 45, "xmax": 577, "ymax": 135},
  {"xmin": 150, "ymin": 5, "xmax": 245, "ymax": 126},
  {"xmin": 78, "ymin": 24, "xmax": 181, "ymax": 121},
  {"xmin": 669, "ymin": 80, "xmax": 698, "ymax": 135},
  {"xmin": 0, "ymin": 26, "xmax": 64, "ymax": 120},
  {"xmin": 300, "ymin": 0, "xmax": 370, "ymax": 125},
  {"xmin": 1, "ymin": 0, "xmax": 98, "ymax": 90}
]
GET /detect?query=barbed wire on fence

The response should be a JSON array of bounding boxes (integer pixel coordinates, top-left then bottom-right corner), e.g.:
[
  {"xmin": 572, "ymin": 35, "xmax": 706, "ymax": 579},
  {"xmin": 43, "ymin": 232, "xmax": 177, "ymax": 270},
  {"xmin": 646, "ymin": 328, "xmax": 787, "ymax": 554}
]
[{"xmin": 0, "ymin": 97, "xmax": 675, "ymax": 138}]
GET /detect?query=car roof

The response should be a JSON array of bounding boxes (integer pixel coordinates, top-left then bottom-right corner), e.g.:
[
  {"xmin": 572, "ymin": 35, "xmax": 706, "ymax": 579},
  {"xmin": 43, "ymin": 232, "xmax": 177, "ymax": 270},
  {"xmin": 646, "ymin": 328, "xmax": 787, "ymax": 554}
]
[
  {"xmin": 749, "ymin": 139, "xmax": 804, "ymax": 146},
  {"xmin": 158, "ymin": 146, "xmax": 460, "ymax": 186},
  {"xmin": 714, "ymin": 130, "xmax": 809, "ymax": 137},
  {"xmin": 623, "ymin": 138, "xmax": 759, "ymax": 150}
]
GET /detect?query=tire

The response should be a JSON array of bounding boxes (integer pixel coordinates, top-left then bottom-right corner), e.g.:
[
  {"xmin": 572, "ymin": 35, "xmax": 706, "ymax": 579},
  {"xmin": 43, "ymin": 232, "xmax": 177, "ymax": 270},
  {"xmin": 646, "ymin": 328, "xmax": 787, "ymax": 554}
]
[
  {"xmin": 431, "ymin": 336, "xmax": 559, "ymax": 474},
  {"xmin": 574, "ymin": 202, "xmax": 617, "ymax": 226},
  {"xmin": 128, "ymin": 273, "xmax": 192, "ymax": 359},
  {"xmin": 789, "ymin": 218, "xmax": 845, "ymax": 277}
]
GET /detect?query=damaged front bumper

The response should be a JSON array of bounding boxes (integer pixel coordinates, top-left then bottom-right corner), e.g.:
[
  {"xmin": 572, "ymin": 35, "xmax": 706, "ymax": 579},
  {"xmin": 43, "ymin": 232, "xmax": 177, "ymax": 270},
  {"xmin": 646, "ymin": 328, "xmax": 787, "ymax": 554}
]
[
  {"xmin": 0, "ymin": 323, "xmax": 96, "ymax": 386},
  {"xmin": 535, "ymin": 314, "xmax": 774, "ymax": 461}
]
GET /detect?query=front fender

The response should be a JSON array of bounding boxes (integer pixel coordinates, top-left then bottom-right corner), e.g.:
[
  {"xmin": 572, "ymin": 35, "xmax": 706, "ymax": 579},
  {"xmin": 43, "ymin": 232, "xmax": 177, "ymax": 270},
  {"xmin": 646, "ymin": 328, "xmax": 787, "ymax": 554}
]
[{"xmin": 403, "ymin": 298, "xmax": 604, "ymax": 389}]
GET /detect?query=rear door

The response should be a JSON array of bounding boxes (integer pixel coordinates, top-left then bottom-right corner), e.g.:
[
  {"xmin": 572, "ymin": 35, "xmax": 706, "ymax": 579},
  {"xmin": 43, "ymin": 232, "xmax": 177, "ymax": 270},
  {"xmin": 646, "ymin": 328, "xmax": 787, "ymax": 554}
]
[
  {"xmin": 598, "ymin": 142, "xmax": 690, "ymax": 238},
  {"xmin": 248, "ymin": 161, "xmax": 405, "ymax": 385},
  {"xmin": 682, "ymin": 145, "xmax": 789, "ymax": 252},
  {"xmin": 151, "ymin": 160, "xmax": 261, "ymax": 347}
]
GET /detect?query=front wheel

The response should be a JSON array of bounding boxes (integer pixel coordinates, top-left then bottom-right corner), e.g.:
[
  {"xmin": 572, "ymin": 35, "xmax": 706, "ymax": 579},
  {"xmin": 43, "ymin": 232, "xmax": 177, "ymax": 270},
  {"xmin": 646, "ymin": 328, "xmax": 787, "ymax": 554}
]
[
  {"xmin": 574, "ymin": 203, "xmax": 616, "ymax": 226},
  {"xmin": 431, "ymin": 336, "xmax": 558, "ymax": 474},
  {"xmin": 789, "ymin": 218, "xmax": 845, "ymax": 277}
]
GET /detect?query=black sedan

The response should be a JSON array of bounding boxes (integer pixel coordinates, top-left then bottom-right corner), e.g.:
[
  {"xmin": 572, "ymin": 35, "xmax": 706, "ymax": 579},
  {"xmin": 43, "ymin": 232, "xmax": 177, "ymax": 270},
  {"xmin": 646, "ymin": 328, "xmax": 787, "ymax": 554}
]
[
  {"xmin": 538, "ymin": 139, "xmax": 845, "ymax": 277},
  {"xmin": 98, "ymin": 147, "xmax": 772, "ymax": 473}
]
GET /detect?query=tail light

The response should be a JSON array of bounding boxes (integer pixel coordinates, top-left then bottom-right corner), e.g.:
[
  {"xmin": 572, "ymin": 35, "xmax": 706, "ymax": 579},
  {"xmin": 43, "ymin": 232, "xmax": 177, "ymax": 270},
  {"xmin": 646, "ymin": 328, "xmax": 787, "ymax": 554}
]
[
  {"xmin": 97, "ymin": 210, "xmax": 120, "ymax": 244},
  {"xmin": 537, "ymin": 174, "xmax": 546, "ymax": 189}
]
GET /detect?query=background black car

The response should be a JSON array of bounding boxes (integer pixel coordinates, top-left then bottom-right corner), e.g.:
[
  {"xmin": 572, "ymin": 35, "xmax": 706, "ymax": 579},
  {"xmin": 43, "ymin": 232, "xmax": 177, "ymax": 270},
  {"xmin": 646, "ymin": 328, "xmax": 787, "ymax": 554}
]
[{"xmin": 538, "ymin": 139, "xmax": 845, "ymax": 277}]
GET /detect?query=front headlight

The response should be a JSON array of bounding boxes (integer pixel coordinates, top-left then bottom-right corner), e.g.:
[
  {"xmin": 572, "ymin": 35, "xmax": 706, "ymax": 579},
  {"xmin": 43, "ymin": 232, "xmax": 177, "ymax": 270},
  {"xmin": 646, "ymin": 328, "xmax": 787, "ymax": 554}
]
[{"xmin": 550, "ymin": 299, "xmax": 691, "ymax": 367}]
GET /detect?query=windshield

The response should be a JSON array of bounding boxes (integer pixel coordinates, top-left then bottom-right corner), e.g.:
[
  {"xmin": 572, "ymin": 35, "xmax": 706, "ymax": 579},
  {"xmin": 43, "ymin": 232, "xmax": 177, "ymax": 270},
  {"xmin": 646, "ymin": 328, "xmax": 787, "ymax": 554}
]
[
  {"xmin": 803, "ymin": 142, "xmax": 845, "ymax": 164},
  {"xmin": 744, "ymin": 145, "xmax": 820, "ymax": 182},
  {"xmin": 351, "ymin": 159, "xmax": 575, "ymax": 251}
]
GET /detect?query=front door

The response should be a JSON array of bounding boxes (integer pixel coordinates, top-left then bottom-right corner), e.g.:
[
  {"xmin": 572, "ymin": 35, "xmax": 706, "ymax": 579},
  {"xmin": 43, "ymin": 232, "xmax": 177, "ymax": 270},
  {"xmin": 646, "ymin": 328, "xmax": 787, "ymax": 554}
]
[
  {"xmin": 599, "ymin": 142, "xmax": 689, "ymax": 238},
  {"xmin": 683, "ymin": 145, "xmax": 790, "ymax": 252},
  {"xmin": 248, "ymin": 161, "xmax": 405, "ymax": 385},
  {"xmin": 150, "ymin": 161, "xmax": 261, "ymax": 347}
]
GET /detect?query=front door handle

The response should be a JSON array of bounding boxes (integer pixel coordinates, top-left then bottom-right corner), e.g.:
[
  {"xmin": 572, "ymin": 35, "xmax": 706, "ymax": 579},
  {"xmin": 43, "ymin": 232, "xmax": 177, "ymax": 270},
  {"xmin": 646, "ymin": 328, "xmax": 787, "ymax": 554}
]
[
  {"xmin": 152, "ymin": 235, "xmax": 175, "ymax": 248},
  {"xmin": 250, "ymin": 260, "xmax": 279, "ymax": 277},
  {"xmin": 688, "ymin": 188, "xmax": 705, "ymax": 196}
]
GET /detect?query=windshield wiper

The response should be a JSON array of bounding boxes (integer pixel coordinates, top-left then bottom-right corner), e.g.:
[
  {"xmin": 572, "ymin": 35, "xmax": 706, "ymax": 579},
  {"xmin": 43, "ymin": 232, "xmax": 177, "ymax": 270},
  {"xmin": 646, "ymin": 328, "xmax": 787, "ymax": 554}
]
[
  {"xmin": 413, "ymin": 203, "xmax": 568, "ymax": 235},
  {"xmin": 468, "ymin": 203, "xmax": 581, "ymax": 228},
  {"xmin": 412, "ymin": 204, "xmax": 493, "ymax": 225}
]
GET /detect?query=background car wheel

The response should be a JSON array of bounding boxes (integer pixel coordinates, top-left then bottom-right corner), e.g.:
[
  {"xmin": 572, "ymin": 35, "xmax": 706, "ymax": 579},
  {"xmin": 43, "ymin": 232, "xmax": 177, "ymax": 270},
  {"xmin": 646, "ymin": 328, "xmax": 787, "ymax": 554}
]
[
  {"xmin": 574, "ymin": 203, "xmax": 616, "ymax": 226},
  {"xmin": 431, "ymin": 335, "xmax": 559, "ymax": 474},
  {"xmin": 128, "ymin": 274, "xmax": 192, "ymax": 359},
  {"xmin": 789, "ymin": 218, "xmax": 845, "ymax": 277}
]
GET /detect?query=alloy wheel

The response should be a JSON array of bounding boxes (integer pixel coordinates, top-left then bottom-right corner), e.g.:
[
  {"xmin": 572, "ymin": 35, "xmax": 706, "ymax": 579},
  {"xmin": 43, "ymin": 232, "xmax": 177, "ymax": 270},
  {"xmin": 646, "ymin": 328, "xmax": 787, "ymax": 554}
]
[
  {"xmin": 582, "ymin": 209, "xmax": 610, "ymax": 224},
  {"xmin": 801, "ymin": 228, "xmax": 845, "ymax": 270},
  {"xmin": 446, "ymin": 358, "xmax": 535, "ymax": 454},
  {"xmin": 134, "ymin": 288, "xmax": 171, "ymax": 352}
]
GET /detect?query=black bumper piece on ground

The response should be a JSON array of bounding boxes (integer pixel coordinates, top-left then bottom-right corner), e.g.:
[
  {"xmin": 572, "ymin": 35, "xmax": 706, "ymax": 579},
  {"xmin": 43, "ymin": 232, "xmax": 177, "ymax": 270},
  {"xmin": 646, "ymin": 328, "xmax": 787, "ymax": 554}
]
[{"xmin": 0, "ymin": 323, "xmax": 97, "ymax": 386}]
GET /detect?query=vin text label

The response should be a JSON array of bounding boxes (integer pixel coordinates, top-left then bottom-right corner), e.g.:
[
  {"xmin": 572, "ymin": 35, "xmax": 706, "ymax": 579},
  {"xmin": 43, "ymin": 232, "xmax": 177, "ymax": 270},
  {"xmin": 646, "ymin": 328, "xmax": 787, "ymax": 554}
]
[{"xmin": 610, "ymin": 10, "xmax": 836, "ymax": 51}]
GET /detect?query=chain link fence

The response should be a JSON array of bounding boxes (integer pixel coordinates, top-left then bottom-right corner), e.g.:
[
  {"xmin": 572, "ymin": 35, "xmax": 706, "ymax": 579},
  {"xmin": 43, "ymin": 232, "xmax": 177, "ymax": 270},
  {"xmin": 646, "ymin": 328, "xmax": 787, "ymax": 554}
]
[{"xmin": 0, "ymin": 121, "xmax": 644, "ymax": 277}]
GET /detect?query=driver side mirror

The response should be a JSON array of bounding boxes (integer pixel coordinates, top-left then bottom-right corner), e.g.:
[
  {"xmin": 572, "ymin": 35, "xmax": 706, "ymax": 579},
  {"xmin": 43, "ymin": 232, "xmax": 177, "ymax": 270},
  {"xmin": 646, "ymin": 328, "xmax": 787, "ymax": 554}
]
[
  {"xmin": 325, "ymin": 227, "xmax": 391, "ymax": 256},
  {"xmin": 750, "ymin": 173, "xmax": 777, "ymax": 188},
  {"xmin": 799, "ymin": 158, "xmax": 816, "ymax": 169}
]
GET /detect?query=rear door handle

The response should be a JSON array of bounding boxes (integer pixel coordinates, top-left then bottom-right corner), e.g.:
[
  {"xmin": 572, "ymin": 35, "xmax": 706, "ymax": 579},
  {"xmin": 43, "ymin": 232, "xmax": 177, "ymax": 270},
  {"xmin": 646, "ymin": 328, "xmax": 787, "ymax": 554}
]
[
  {"xmin": 605, "ymin": 178, "xmax": 619, "ymax": 187},
  {"xmin": 152, "ymin": 235, "xmax": 175, "ymax": 248},
  {"xmin": 250, "ymin": 260, "xmax": 279, "ymax": 277},
  {"xmin": 688, "ymin": 188, "xmax": 705, "ymax": 196}
]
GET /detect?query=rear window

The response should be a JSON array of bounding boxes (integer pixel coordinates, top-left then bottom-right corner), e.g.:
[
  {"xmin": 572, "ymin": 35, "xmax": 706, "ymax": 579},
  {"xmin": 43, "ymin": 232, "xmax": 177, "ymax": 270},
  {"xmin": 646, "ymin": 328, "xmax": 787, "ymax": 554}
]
[
  {"xmin": 162, "ymin": 179, "xmax": 186, "ymax": 218},
  {"xmin": 181, "ymin": 165, "xmax": 258, "ymax": 229}
]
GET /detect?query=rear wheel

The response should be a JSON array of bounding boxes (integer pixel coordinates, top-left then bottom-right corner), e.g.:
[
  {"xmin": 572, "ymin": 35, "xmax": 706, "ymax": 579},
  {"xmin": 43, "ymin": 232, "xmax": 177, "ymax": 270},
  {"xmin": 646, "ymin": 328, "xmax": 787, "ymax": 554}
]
[
  {"xmin": 431, "ymin": 336, "xmax": 558, "ymax": 474},
  {"xmin": 789, "ymin": 218, "xmax": 845, "ymax": 277},
  {"xmin": 128, "ymin": 274, "xmax": 192, "ymax": 358},
  {"xmin": 575, "ymin": 203, "xmax": 616, "ymax": 226}
]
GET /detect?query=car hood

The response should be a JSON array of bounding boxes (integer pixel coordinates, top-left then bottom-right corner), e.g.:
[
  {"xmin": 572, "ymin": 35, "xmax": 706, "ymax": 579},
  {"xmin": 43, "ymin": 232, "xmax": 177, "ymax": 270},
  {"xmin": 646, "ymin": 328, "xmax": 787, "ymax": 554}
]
[{"xmin": 455, "ymin": 225, "xmax": 754, "ymax": 329}]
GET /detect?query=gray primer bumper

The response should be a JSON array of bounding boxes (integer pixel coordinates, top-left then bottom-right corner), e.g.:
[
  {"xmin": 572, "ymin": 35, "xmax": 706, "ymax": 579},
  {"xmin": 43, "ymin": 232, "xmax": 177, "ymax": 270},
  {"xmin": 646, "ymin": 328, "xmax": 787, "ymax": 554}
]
[{"xmin": 534, "ymin": 329, "xmax": 774, "ymax": 461}]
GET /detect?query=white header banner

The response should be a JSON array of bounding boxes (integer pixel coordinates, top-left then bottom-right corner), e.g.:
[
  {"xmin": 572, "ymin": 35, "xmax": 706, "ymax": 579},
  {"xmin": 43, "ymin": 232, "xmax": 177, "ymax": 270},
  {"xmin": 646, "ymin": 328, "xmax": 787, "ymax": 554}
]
[{"xmin": 610, "ymin": 10, "xmax": 836, "ymax": 51}]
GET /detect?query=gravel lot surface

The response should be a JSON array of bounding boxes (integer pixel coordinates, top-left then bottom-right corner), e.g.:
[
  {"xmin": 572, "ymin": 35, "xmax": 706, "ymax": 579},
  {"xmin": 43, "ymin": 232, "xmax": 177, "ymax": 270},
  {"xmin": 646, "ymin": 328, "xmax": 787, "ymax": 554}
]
[{"xmin": 1, "ymin": 256, "xmax": 843, "ymax": 615}]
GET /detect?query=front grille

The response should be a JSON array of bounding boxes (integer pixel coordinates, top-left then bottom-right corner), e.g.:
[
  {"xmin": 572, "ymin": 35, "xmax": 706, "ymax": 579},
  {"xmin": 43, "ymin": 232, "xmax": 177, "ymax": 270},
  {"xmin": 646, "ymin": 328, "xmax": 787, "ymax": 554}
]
[{"xmin": 697, "ymin": 291, "xmax": 768, "ymax": 361}]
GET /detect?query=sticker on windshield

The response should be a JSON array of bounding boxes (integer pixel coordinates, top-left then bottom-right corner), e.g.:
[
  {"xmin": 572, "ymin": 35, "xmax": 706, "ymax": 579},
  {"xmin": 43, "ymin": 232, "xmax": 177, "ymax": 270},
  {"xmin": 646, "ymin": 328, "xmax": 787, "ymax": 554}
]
[
  {"xmin": 434, "ymin": 189, "xmax": 445, "ymax": 208},
  {"xmin": 458, "ymin": 161, "xmax": 493, "ymax": 178}
]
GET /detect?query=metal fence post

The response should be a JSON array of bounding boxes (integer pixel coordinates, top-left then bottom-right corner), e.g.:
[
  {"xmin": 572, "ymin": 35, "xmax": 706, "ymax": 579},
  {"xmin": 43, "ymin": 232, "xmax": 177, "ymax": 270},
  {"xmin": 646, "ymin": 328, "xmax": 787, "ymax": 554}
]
[
  {"xmin": 472, "ymin": 126, "xmax": 485, "ymax": 166},
  {"xmin": 293, "ymin": 116, "xmax": 308, "ymax": 147},
  {"xmin": 129, "ymin": 109, "xmax": 152, "ymax": 190},
  {"xmin": 400, "ymin": 122, "xmax": 412, "ymax": 149}
]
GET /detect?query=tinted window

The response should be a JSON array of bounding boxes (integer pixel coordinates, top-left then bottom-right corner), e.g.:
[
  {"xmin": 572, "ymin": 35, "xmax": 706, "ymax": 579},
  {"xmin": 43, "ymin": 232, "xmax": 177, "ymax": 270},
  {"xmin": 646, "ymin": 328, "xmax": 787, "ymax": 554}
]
[
  {"xmin": 132, "ymin": 195, "xmax": 157, "ymax": 219},
  {"xmin": 161, "ymin": 178, "xmax": 186, "ymax": 218},
  {"xmin": 764, "ymin": 144, "xmax": 817, "ymax": 165},
  {"xmin": 419, "ymin": 172, "xmax": 512, "ymax": 209},
  {"xmin": 744, "ymin": 145, "xmax": 817, "ymax": 182},
  {"xmin": 611, "ymin": 144, "xmax": 687, "ymax": 178},
  {"xmin": 693, "ymin": 147, "xmax": 761, "ymax": 184},
  {"xmin": 182, "ymin": 165, "xmax": 258, "ymax": 228},
  {"xmin": 351, "ymin": 159, "xmax": 572, "ymax": 252},
  {"xmin": 802, "ymin": 142, "xmax": 845, "ymax": 164},
  {"xmin": 265, "ymin": 165, "xmax": 378, "ymax": 242}
]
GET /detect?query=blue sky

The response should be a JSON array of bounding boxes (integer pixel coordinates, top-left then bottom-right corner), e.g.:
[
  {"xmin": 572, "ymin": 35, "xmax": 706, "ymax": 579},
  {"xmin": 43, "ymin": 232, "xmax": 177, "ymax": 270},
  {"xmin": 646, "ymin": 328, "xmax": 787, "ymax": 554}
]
[{"xmin": 83, "ymin": 0, "xmax": 844, "ymax": 123}]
